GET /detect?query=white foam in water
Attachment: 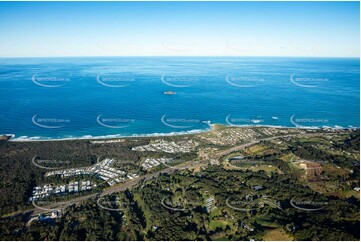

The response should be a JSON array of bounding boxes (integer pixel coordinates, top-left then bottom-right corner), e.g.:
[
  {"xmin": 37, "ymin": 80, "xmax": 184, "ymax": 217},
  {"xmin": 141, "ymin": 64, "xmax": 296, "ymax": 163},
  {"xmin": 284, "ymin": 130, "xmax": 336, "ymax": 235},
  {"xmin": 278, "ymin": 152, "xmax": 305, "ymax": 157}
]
[
  {"xmin": 10, "ymin": 128, "xmax": 211, "ymax": 142},
  {"xmin": 334, "ymin": 125, "xmax": 344, "ymax": 129},
  {"xmin": 1, "ymin": 57, "xmax": 359, "ymax": 140}
]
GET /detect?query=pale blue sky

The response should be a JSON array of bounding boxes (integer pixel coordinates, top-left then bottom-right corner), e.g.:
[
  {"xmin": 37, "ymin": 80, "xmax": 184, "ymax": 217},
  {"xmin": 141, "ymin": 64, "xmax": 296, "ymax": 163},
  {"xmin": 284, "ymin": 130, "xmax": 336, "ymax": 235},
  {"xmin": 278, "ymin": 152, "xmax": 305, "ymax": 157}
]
[{"xmin": 0, "ymin": 1, "xmax": 359, "ymax": 57}]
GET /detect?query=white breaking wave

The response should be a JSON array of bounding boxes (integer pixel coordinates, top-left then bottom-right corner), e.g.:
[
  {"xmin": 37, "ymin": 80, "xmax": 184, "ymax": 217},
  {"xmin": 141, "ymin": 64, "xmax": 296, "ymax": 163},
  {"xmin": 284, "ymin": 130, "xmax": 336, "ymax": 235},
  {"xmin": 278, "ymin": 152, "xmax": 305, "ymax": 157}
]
[{"xmin": 10, "ymin": 128, "xmax": 211, "ymax": 142}]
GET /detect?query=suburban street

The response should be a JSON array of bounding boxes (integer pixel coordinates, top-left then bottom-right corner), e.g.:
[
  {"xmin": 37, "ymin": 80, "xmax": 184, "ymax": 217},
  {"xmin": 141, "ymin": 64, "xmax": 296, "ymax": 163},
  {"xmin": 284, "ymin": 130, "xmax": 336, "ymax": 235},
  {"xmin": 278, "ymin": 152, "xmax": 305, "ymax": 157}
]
[{"xmin": 15, "ymin": 131, "xmax": 332, "ymax": 217}]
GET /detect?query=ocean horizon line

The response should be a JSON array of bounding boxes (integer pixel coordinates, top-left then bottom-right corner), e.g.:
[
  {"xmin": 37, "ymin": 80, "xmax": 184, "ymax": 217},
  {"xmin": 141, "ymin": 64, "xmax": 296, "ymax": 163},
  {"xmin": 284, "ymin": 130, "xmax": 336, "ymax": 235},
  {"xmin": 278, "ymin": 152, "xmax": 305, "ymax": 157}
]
[{"xmin": 0, "ymin": 55, "xmax": 360, "ymax": 59}]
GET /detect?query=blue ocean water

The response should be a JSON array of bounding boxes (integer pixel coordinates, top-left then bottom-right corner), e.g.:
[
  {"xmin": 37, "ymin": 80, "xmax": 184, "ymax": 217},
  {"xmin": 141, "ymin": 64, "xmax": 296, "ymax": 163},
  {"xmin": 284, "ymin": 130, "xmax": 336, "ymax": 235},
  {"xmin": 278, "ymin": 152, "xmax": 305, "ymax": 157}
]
[{"xmin": 0, "ymin": 57, "xmax": 359, "ymax": 140}]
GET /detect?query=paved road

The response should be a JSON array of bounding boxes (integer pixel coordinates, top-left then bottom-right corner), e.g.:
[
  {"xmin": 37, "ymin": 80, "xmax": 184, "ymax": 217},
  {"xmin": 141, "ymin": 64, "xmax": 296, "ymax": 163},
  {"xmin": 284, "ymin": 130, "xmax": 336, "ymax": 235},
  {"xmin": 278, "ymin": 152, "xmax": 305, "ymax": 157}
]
[
  {"xmin": 213, "ymin": 132, "xmax": 332, "ymax": 159},
  {"xmin": 13, "ymin": 131, "xmax": 333, "ymax": 217},
  {"xmin": 24, "ymin": 159, "xmax": 201, "ymax": 216}
]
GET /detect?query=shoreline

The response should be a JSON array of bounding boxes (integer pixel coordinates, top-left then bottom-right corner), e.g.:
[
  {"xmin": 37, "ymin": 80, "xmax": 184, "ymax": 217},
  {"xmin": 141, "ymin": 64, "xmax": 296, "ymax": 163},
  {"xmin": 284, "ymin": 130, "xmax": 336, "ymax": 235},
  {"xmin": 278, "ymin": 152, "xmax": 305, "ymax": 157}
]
[
  {"xmin": 9, "ymin": 128, "xmax": 212, "ymax": 142},
  {"xmin": 7, "ymin": 124, "xmax": 359, "ymax": 142}
]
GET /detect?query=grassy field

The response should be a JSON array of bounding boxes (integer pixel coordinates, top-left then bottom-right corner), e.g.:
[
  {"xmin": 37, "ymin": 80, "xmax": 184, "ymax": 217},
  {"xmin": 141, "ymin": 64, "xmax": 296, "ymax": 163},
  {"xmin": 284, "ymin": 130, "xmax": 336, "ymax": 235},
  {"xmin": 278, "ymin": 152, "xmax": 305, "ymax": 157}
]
[
  {"xmin": 208, "ymin": 219, "xmax": 228, "ymax": 231},
  {"xmin": 133, "ymin": 193, "xmax": 153, "ymax": 233},
  {"xmin": 263, "ymin": 227, "xmax": 293, "ymax": 241},
  {"xmin": 245, "ymin": 144, "xmax": 268, "ymax": 155},
  {"xmin": 255, "ymin": 215, "xmax": 279, "ymax": 228},
  {"xmin": 322, "ymin": 164, "xmax": 349, "ymax": 177},
  {"xmin": 341, "ymin": 189, "xmax": 360, "ymax": 198},
  {"xmin": 249, "ymin": 165, "xmax": 282, "ymax": 174}
]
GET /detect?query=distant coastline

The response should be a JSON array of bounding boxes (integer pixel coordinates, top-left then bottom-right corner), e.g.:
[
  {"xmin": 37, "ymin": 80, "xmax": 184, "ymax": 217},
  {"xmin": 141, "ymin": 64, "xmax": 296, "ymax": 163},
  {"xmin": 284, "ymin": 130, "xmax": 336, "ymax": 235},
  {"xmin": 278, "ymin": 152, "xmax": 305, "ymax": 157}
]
[
  {"xmin": 1, "ymin": 57, "xmax": 359, "ymax": 143},
  {"xmin": 8, "ymin": 124, "xmax": 359, "ymax": 142}
]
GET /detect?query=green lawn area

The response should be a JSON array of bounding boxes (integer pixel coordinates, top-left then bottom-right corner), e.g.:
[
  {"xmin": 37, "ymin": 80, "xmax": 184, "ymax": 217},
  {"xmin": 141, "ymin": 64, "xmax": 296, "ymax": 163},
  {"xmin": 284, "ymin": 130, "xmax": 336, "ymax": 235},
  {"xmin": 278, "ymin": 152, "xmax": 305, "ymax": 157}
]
[
  {"xmin": 133, "ymin": 193, "xmax": 153, "ymax": 232},
  {"xmin": 255, "ymin": 215, "xmax": 279, "ymax": 229},
  {"xmin": 280, "ymin": 153, "xmax": 304, "ymax": 173},
  {"xmin": 212, "ymin": 236, "xmax": 229, "ymax": 241},
  {"xmin": 298, "ymin": 137, "xmax": 325, "ymax": 143},
  {"xmin": 222, "ymin": 151, "xmax": 246, "ymax": 162},
  {"xmin": 341, "ymin": 189, "xmax": 360, "ymax": 198},
  {"xmin": 263, "ymin": 227, "xmax": 293, "ymax": 241},
  {"xmin": 245, "ymin": 144, "xmax": 269, "ymax": 155},
  {"xmin": 307, "ymin": 180, "xmax": 339, "ymax": 195},
  {"xmin": 250, "ymin": 165, "xmax": 280, "ymax": 174},
  {"xmin": 323, "ymin": 164, "xmax": 349, "ymax": 177},
  {"xmin": 209, "ymin": 219, "xmax": 228, "ymax": 231},
  {"xmin": 210, "ymin": 207, "xmax": 222, "ymax": 218}
]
